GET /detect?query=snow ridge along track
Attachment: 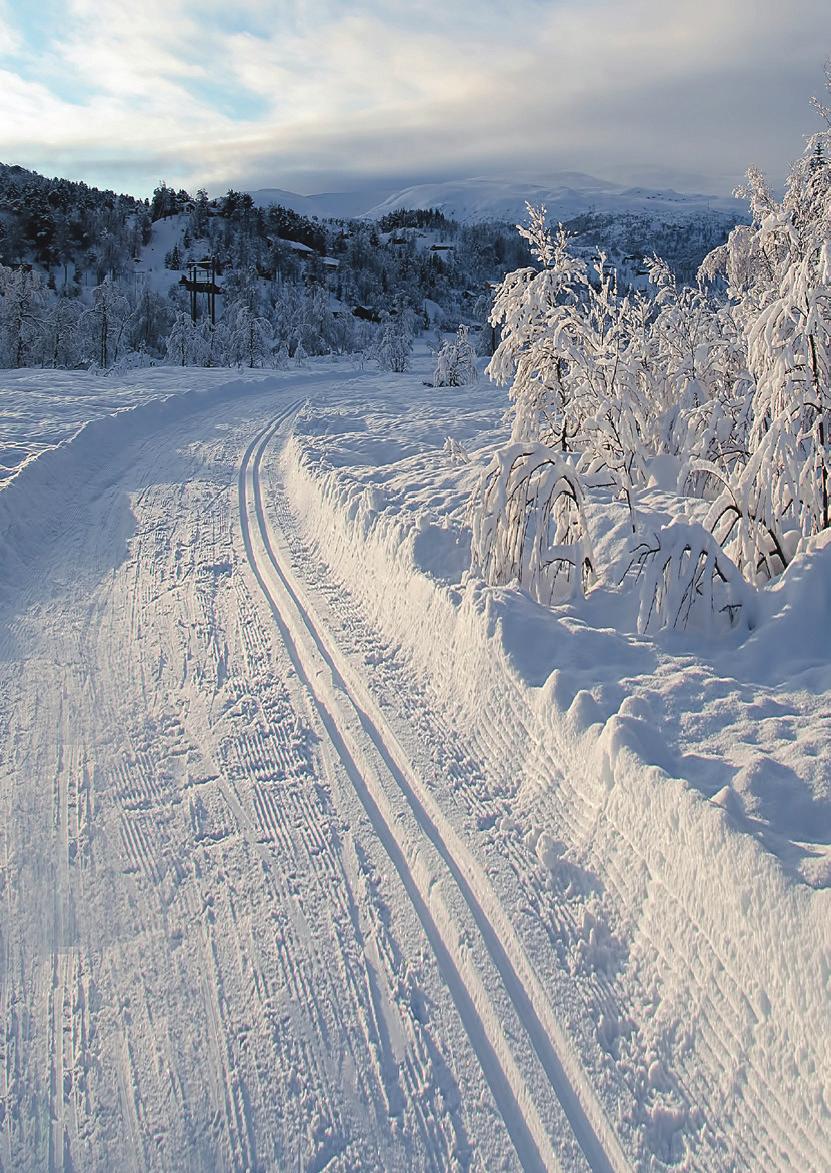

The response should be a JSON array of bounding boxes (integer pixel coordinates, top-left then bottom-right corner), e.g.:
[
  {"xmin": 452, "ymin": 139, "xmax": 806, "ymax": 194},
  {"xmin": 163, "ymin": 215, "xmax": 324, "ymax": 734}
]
[{"xmin": 239, "ymin": 410, "xmax": 631, "ymax": 1173}]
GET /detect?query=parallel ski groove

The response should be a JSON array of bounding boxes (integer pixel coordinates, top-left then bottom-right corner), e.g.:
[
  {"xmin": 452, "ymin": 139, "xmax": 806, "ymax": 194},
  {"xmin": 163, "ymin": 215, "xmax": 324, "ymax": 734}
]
[{"xmin": 240, "ymin": 411, "xmax": 630, "ymax": 1173}]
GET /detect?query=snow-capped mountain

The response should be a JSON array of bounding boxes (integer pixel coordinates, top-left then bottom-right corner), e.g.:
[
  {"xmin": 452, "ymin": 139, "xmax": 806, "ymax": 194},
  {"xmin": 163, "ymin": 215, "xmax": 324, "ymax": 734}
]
[
  {"xmin": 249, "ymin": 186, "xmax": 397, "ymax": 219},
  {"xmin": 251, "ymin": 172, "xmax": 747, "ymax": 225}
]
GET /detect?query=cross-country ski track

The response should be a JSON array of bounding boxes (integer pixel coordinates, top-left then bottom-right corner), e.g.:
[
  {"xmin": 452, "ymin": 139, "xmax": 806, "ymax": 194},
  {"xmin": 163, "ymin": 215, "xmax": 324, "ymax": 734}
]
[
  {"xmin": 1, "ymin": 371, "xmax": 827, "ymax": 1172},
  {"xmin": 240, "ymin": 405, "xmax": 629, "ymax": 1173}
]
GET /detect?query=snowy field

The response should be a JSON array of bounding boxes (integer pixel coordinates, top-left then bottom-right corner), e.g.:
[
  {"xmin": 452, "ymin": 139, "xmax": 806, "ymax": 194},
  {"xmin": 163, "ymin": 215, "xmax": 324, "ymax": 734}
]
[
  {"xmin": 0, "ymin": 356, "xmax": 828, "ymax": 1171},
  {"xmin": 0, "ymin": 366, "xmax": 272, "ymax": 481}
]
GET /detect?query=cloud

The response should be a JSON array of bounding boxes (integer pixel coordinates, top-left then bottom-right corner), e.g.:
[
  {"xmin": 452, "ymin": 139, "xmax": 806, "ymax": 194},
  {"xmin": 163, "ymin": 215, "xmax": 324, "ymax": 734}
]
[
  {"xmin": 0, "ymin": 0, "xmax": 827, "ymax": 197},
  {"xmin": 0, "ymin": 5, "xmax": 20, "ymax": 56}
]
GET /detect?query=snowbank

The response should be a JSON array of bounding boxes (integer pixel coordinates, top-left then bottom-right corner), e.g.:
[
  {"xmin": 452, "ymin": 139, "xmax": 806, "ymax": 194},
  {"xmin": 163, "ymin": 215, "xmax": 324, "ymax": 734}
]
[
  {"xmin": 0, "ymin": 366, "xmax": 265, "ymax": 478},
  {"xmin": 282, "ymin": 407, "xmax": 830, "ymax": 1171}
]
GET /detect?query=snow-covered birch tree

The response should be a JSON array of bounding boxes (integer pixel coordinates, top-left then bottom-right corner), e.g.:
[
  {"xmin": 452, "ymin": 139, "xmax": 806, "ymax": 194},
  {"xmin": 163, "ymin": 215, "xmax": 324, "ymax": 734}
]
[
  {"xmin": 165, "ymin": 312, "xmax": 209, "ymax": 366},
  {"xmin": 0, "ymin": 265, "xmax": 45, "ymax": 367},
  {"xmin": 700, "ymin": 91, "xmax": 831, "ymax": 578},
  {"xmin": 80, "ymin": 276, "xmax": 129, "ymax": 369},
  {"xmin": 433, "ymin": 324, "xmax": 478, "ymax": 386}
]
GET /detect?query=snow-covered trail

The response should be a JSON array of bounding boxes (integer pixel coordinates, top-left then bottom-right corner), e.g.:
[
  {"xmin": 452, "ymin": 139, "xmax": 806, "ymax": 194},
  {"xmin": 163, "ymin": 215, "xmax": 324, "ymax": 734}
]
[
  {"xmin": 3, "ymin": 370, "xmax": 826, "ymax": 1172},
  {"xmin": 241, "ymin": 410, "xmax": 632, "ymax": 1173},
  {"xmin": 0, "ymin": 380, "xmax": 622, "ymax": 1171},
  {"xmin": 0, "ymin": 384, "xmax": 490, "ymax": 1171}
]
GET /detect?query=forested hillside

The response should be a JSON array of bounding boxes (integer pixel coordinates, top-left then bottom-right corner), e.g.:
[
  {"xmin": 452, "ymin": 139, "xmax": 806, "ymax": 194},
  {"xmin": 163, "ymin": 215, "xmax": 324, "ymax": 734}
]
[{"xmin": 0, "ymin": 166, "xmax": 740, "ymax": 372}]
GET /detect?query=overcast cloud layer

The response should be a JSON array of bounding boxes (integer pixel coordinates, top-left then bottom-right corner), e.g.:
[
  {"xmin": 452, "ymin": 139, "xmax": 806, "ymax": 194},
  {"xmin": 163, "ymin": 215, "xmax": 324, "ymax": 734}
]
[{"xmin": 0, "ymin": 0, "xmax": 828, "ymax": 198}]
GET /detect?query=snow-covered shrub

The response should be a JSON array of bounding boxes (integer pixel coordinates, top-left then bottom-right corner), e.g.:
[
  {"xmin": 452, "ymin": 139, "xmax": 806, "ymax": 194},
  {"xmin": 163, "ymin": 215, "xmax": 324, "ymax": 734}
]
[
  {"xmin": 478, "ymin": 203, "xmax": 762, "ymax": 612},
  {"xmin": 626, "ymin": 522, "xmax": 753, "ymax": 635},
  {"xmin": 443, "ymin": 436, "xmax": 470, "ymax": 464},
  {"xmin": 111, "ymin": 346, "xmax": 155, "ymax": 373},
  {"xmin": 471, "ymin": 443, "xmax": 595, "ymax": 605},
  {"xmin": 433, "ymin": 324, "xmax": 478, "ymax": 386},
  {"xmin": 475, "ymin": 70, "xmax": 831, "ymax": 613},
  {"xmin": 702, "ymin": 457, "xmax": 796, "ymax": 583},
  {"xmin": 487, "ymin": 216, "xmax": 656, "ymax": 488}
]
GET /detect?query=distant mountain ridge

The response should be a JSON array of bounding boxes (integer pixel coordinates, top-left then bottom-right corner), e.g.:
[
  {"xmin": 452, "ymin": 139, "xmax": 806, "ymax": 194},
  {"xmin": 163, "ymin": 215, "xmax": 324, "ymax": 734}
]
[
  {"xmin": 249, "ymin": 186, "xmax": 398, "ymax": 220},
  {"xmin": 250, "ymin": 172, "xmax": 747, "ymax": 226}
]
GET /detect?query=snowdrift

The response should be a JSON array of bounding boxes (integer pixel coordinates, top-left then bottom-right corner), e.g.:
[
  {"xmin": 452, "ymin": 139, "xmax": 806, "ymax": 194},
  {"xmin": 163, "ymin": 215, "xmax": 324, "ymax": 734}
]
[{"xmin": 0, "ymin": 371, "xmax": 282, "ymax": 599}]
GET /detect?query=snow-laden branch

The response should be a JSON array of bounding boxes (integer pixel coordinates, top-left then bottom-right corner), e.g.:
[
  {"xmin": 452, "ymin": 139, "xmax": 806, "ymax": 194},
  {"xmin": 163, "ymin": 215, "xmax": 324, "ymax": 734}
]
[{"xmin": 470, "ymin": 443, "xmax": 594, "ymax": 605}]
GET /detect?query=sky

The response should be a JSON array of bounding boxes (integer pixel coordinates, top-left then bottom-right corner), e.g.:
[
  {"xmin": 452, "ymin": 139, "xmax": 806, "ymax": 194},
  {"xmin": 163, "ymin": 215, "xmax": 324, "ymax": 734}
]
[{"xmin": 0, "ymin": 0, "xmax": 828, "ymax": 200}]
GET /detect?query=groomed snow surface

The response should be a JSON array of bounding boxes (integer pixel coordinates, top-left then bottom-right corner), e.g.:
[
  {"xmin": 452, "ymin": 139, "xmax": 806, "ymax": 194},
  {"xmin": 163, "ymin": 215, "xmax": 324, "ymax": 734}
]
[{"xmin": 0, "ymin": 354, "xmax": 828, "ymax": 1171}]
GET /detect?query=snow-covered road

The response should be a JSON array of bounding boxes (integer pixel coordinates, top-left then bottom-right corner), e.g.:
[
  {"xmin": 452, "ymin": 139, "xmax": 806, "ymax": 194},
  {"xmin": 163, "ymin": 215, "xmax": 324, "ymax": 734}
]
[{"xmin": 1, "ymin": 371, "xmax": 828, "ymax": 1172}]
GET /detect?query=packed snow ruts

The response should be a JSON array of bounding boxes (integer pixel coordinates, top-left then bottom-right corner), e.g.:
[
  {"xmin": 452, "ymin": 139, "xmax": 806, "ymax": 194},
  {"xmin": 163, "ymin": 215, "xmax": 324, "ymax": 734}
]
[{"xmin": 0, "ymin": 379, "xmax": 521, "ymax": 1170}]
